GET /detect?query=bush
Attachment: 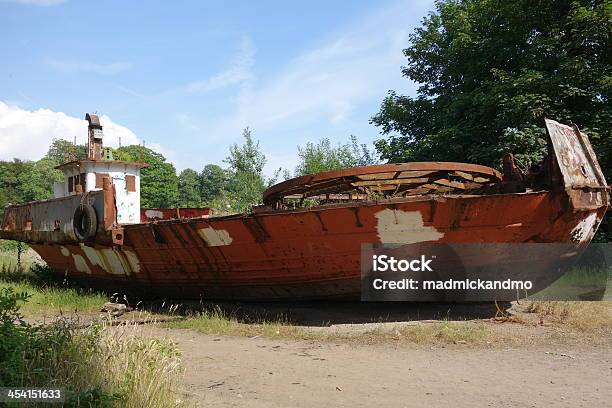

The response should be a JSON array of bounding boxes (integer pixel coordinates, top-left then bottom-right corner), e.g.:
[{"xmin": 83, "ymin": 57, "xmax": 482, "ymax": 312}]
[{"xmin": 0, "ymin": 287, "xmax": 187, "ymax": 407}]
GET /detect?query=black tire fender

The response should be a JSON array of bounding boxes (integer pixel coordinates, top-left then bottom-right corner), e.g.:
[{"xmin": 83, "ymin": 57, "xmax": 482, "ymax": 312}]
[{"xmin": 73, "ymin": 204, "xmax": 98, "ymax": 241}]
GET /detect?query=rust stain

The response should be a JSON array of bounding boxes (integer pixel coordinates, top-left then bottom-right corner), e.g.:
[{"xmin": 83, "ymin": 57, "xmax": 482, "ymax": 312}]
[{"xmin": 1, "ymin": 118, "xmax": 609, "ymax": 300}]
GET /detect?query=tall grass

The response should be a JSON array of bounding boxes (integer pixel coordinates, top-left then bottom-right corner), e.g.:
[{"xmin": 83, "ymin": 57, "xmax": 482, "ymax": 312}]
[
  {"xmin": 0, "ymin": 247, "xmax": 189, "ymax": 407},
  {"xmin": 0, "ymin": 263, "xmax": 108, "ymax": 316},
  {"xmin": 0, "ymin": 251, "xmax": 32, "ymax": 273},
  {"xmin": 0, "ymin": 287, "xmax": 188, "ymax": 407}
]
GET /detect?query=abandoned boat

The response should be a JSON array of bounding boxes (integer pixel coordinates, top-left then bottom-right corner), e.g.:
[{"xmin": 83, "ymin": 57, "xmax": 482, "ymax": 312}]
[{"xmin": 0, "ymin": 115, "xmax": 608, "ymax": 300}]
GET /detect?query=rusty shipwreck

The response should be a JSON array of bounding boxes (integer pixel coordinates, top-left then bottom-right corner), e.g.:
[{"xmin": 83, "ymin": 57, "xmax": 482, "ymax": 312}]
[{"xmin": 0, "ymin": 115, "xmax": 609, "ymax": 300}]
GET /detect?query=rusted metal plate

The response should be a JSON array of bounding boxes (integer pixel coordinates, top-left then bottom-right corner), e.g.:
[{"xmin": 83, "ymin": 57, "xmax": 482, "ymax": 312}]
[
  {"xmin": 2, "ymin": 117, "xmax": 609, "ymax": 301},
  {"xmin": 397, "ymin": 170, "xmax": 437, "ymax": 178},
  {"xmin": 545, "ymin": 119, "xmax": 609, "ymax": 210},
  {"xmin": 0, "ymin": 190, "xmax": 108, "ymax": 244},
  {"xmin": 26, "ymin": 191, "xmax": 605, "ymax": 300},
  {"xmin": 263, "ymin": 162, "xmax": 503, "ymax": 205},
  {"xmin": 263, "ymin": 163, "xmax": 503, "ymax": 206},
  {"xmin": 140, "ymin": 208, "xmax": 211, "ymax": 222},
  {"xmin": 352, "ymin": 178, "xmax": 430, "ymax": 187},
  {"xmin": 357, "ymin": 171, "xmax": 398, "ymax": 180}
]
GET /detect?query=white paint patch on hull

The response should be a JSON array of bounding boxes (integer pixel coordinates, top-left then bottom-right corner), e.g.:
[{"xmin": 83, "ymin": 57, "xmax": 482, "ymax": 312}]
[
  {"xmin": 144, "ymin": 209, "xmax": 164, "ymax": 219},
  {"xmin": 124, "ymin": 250, "xmax": 141, "ymax": 273},
  {"xmin": 72, "ymin": 254, "xmax": 91, "ymax": 274},
  {"xmin": 80, "ymin": 244, "xmax": 104, "ymax": 269},
  {"xmin": 85, "ymin": 247, "xmax": 140, "ymax": 275},
  {"xmin": 198, "ymin": 227, "xmax": 233, "ymax": 246},
  {"xmin": 98, "ymin": 248, "xmax": 132, "ymax": 275},
  {"xmin": 571, "ymin": 212, "xmax": 599, "ymax": 243},
  {"xmin": 374, "ymin": 208, "xmax": 444, "ymax": 244}
]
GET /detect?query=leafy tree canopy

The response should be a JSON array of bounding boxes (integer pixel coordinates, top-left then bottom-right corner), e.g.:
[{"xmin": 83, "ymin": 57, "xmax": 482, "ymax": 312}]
[
  {"xmin": 16, "ymin": 157, "xmax": 63, "ymax": 203},
  {"xmin": 178, "ymin": 168, "xmax": 202, "ymax": 207},
  {"xmin": 114, "ymin": 145, "xmax": 179, "ymax": 208},
  {"xmin": 372, "ymin": 0, "xmax": 610, "ymax": 172},
  {"xmin": 200, "ymin": 164, "xmax": 229, "ymax": 205},
  {"xmin": 295, "ymin": 135, "xmax": 378, "ymax": 176},
  {"xmin": 47, "ymin": 139, "xmax": 87, "ymax": 163},
  {"xmin": 224, "ymin": 128, "xmax": 268, "ymax": 213}
]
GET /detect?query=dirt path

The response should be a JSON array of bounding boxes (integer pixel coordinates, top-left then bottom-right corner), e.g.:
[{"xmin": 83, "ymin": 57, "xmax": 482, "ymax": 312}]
[{"xmin": 137, "ymin": 326, "xmax": 610, "ymax": 408}]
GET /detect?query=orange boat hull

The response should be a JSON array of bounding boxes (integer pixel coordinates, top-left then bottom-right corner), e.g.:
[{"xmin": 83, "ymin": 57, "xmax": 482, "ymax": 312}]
[
  {"xmin": 29, "ymin": 191, "xmax": 604, "ymax": 300},
  {"xmin": 2, "ymin": 119, "xmax": 607, "ymax": 300}
]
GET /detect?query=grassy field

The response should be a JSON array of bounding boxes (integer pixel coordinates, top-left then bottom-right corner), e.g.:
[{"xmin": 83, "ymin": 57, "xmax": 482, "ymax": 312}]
[
  {"xmin": 164, "ymin": 307, "xmax": 499, "ymax": 345},
  {"xmin": 2, "ymin": 245, "xmax": 611, "ymax": 348},
  {"xmin": 523, "ymin": 300, "xmax": 612, "ymax": 331},
  {"xmin": 0, "ymin": 246, "xmax": 189, "ymax": 407},
  {"xmin": 0, "ymin": 279, "xmax": 108, "ymax": 315},
  {"xmin": 529, "ymin": 265, "xmax": 612, "ymax": 301},
  {"xmin": 0, "ymin": 250, "xmax": 109, "ymax": 315}
]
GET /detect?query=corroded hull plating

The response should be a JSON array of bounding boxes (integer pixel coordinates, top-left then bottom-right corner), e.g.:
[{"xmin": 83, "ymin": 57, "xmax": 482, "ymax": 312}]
[
  {"xmin": 2, "ymin": 119, "xmax": 609, "ymax": 300},
  {"xmin": 30, "ymin": 191, "xmax": 605, "ymax": 300}
]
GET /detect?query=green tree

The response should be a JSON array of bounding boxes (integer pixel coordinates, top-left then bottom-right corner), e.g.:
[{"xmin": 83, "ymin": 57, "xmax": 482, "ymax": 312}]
[
  {"xmin": 371, "ymin": 0, "xmax": 611, "ymax": 240},
  {"xmin": 295, "ymin": 135, "xmax": 378, "ymax": 176},
  {"xmin": 372, "ymin": 0, "xmax": 610, "ymax": 171},
  {"xmin": 16, "ymin": 157, "xmax": 63, "ymax": 202},
  {"xmin": 0, "ymin": 160, "xmax": 32, "ymax": 214},
  {"xmin": 200, "ymin": 164, "xmax": 229, "ymax": 204},
  {"xmin": 114, "ymin": 145, "xmax": 179, "ymax": 208},
  {"xmin": 0, "ymin": 157, "xmax": 63, "ymax": 223},
  {"xmin": 46, "ymin": 138, "xmax": 87, "ymax": 163},
  {"xmin": 225, "ymin": 128, "xmax": 267, "ymax": 213},
  {"xmin": 178, "ymin": 168, "xmax": 202, "ymax": 207}
]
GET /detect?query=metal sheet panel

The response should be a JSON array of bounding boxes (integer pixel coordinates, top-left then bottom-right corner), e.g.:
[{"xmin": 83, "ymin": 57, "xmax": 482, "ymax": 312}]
[
  {"xmin": 0, "ymin": 191, "xmax": 106, "ymax": 243},
  {"xmin": 28, "ymin": 191, "xmax": 605, "ymax": 300},
  {"xmin": 545, "ymin": 119, "xmax": 608, "ymax": 210}
]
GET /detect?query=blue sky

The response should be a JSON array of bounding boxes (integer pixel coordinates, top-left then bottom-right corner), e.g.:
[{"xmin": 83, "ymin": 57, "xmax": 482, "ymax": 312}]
[{"xmin": 0, "ymin": 0, "xmax": 434, "ymax": 176}]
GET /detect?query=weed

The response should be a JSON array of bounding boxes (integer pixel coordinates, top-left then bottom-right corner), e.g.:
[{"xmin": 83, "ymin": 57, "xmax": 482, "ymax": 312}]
[
  {"xmin": 0, "ymin": 286, "xmax": 188, "ymax": 407},
  {"xmin": 524, "ymin": 301, "xmax": 612, "ymax": 331}
]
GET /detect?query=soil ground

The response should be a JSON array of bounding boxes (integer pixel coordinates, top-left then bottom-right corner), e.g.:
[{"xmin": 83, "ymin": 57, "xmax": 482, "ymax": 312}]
[
  {"xmin": 129, "ymin": 325, "xmax": 610, "ymax": 408},
  {"xmin": 100, "ymin": 300, "xmax": 611, "ymax": 408}
]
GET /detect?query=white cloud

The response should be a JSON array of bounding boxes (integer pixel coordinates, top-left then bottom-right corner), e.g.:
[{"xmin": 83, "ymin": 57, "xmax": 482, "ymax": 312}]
[
  {"xmin": 0, "ymin": 101, "xmax": 140, "ymax": 161},
  {"xmin": 185, "ymin": 36, "xmax": 255, "ymax": 93},
  {"xmin": 46, "ymin": 59, "xmax": 132, "ymax": 75},
  {"xmin": 177, "ymin": 0, "xmax": 430, "ymax": 176},
  {"xmin": 237, "ymin": 22, "xmax": 411, "ymax": 130},
  {"xmin": 188, "ymin": 1, "xmax": 426, "ymax": 143},
  {"xmin": 2, "ymin": 0, "xmax": 65, "ymax": 5}
]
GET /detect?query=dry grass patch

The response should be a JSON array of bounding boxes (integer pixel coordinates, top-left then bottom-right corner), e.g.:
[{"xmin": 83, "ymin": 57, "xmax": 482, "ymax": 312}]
[
  {"xmin": 314, "ymin": 321, "xmax": 498, "ymax": 345},
  {"xmin": 394, "ymin": 321, "xmax": 496, "ymax": 344},
  {"xmin": 166, "ymin": 309, "xmax": 498, "ymax": 345},
  {"xmin": 524, "ymin": 301, "xmax": 612, "ymax": 331},
  {"xmin": 79, "ymin": 325, "xmax": 188, "ymax": 407},
  {"xmin": 166, "ymin": 308, "xmax": 303, "ymax": 339}
]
